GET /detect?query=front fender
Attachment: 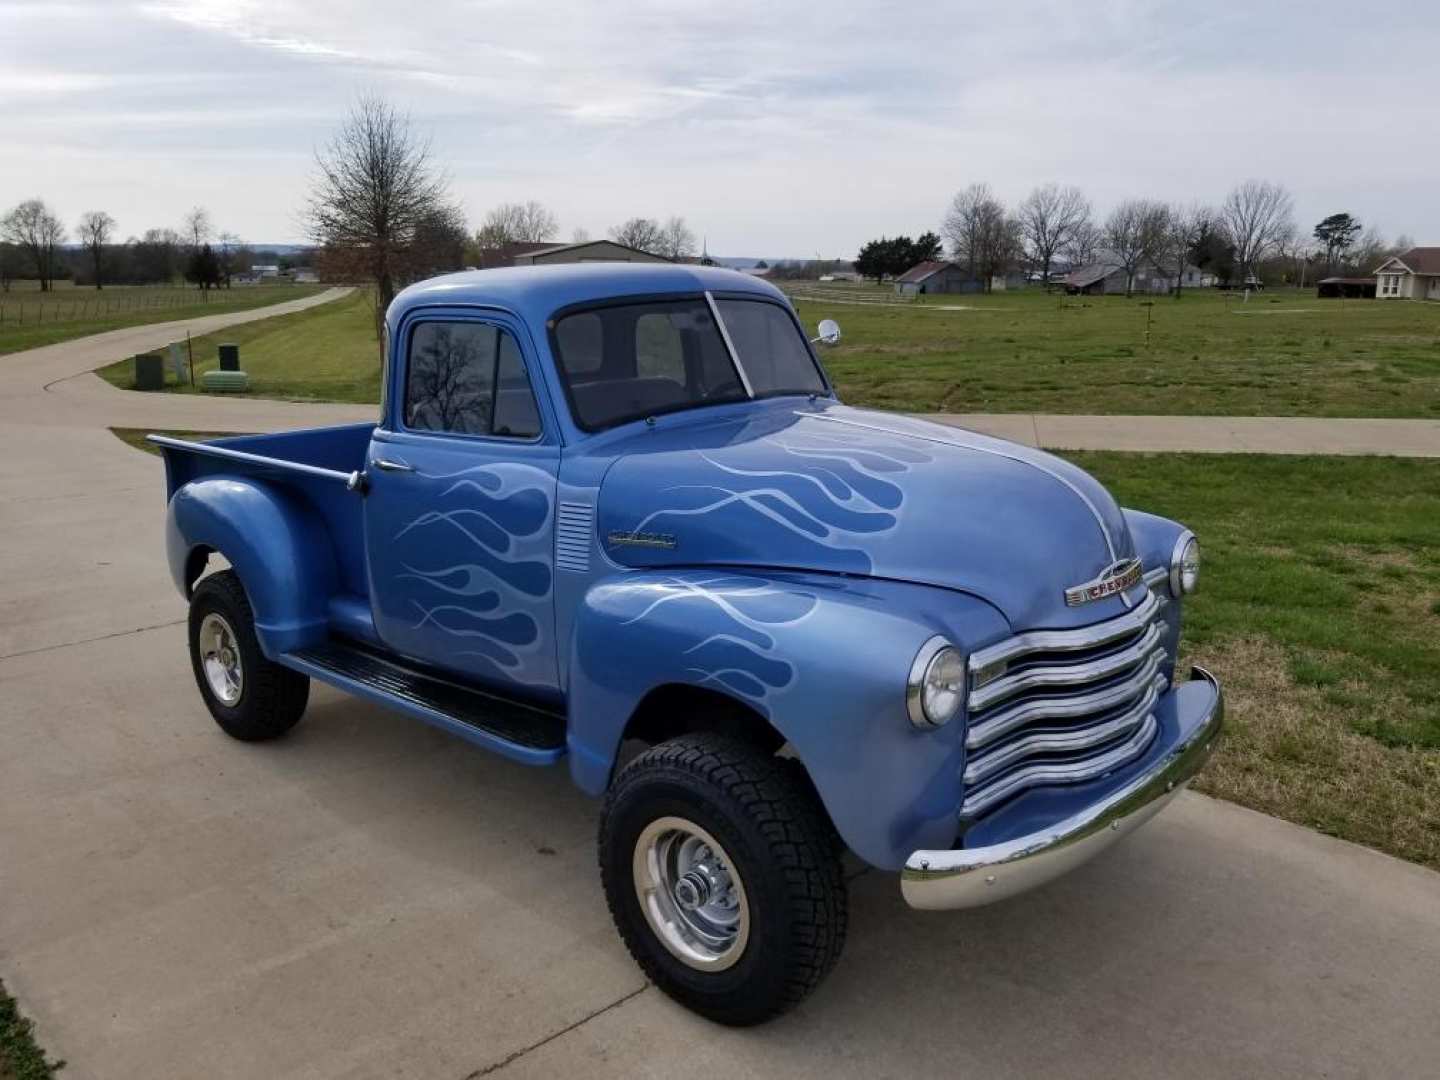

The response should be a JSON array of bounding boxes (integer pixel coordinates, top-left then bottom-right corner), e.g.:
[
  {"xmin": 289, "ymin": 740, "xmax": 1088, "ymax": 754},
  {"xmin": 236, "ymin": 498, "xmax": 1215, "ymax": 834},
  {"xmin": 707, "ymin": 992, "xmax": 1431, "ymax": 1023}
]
[
  {"xmin": 566, "ymin": 569, "xmax": 1010, "ymax": 870},
  {"xmin": 166, "ymin": 477, "xmax": 338, "ymax": 657}
]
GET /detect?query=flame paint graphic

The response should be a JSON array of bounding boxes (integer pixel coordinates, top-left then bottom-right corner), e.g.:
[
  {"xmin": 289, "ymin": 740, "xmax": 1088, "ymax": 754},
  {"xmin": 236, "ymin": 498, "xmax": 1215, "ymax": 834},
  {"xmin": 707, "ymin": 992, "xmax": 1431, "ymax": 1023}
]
[
  {"xmin": 619, "ymin": 575, "xmax": 817, "ymax": 709},
  {"xmin": 628, "ymin": 424, "xmax": 931, "ymax": 572},
  {"xmin": 393, "ymin": 462, "xmax": 554, "ymax": 685}
]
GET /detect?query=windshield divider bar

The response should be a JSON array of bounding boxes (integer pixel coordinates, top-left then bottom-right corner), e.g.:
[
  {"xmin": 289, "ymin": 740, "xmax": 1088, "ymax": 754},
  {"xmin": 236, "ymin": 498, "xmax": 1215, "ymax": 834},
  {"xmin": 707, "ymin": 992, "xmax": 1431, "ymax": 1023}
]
[{"xmin": 704, "ymin": 290, "xmax": 754, "ymax": 398}]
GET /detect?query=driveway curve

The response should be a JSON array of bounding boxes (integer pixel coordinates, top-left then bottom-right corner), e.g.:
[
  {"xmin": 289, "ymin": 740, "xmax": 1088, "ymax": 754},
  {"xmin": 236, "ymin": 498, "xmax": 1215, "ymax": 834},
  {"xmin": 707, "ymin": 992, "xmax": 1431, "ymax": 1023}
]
[{"xmin": 1, "ymin": 295, "xmax": 1439, "ymax": 1077}]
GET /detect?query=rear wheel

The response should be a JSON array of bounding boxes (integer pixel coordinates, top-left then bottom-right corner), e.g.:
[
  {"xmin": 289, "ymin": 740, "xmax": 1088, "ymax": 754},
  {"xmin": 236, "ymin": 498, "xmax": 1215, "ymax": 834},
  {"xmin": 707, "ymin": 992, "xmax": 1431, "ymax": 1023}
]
[
  {"xmin": 188, "ymin": 570, "xmax": 309, "ymax": 741},
  {"xmin": 599, "ymin": 734, "xmax": 847, "ymax": 1025}
]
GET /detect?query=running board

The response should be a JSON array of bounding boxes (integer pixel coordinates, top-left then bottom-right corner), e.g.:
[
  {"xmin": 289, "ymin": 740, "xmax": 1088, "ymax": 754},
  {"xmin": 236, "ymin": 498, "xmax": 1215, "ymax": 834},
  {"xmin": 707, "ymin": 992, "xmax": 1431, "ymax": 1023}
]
[{"xmin": 282, "ymin": 639, "xmax": 566, "ymax": 766}]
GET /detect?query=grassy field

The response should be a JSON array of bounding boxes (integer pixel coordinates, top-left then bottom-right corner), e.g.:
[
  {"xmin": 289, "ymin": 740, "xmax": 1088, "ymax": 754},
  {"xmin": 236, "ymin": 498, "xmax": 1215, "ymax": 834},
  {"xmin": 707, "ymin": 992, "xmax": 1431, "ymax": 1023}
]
[
  {"xmin": 99, "ymin": 288, "xmax": 380, "ymax": 401},
  {"xmin": 1070, "ymin": 451, "xmax": 1440, "ymax": 868},
  {"xmin": 100, "ymin": 280, "xmax": 1440, "ymax": 418},
  {"xmin": 790, "ymin": 284, "xmax": 1440, "ymax": 417},
  {"xmin": 109, "ymin": 428, "xmax": 239, "ymax": 454},
  {"xmin": 0, "ymin": 282, "xmax": 324, "ymax": 356}
]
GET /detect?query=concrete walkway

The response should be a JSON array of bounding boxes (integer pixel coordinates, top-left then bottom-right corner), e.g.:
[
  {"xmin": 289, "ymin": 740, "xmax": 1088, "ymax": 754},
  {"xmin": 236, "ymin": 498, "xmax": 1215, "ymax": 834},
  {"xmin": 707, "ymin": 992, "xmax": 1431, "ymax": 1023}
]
[{"xmin": 2, "ymin": 296, "xmax": 1440, "ymax": 1077}]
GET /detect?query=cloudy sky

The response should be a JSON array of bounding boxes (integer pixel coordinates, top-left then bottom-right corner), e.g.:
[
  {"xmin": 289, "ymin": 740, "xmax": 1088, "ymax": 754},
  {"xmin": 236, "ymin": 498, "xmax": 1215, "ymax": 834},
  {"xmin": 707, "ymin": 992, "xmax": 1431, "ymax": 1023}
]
[{"xmin": 3, "ymin": 1, "xmax": 1435, "ymax": 257}]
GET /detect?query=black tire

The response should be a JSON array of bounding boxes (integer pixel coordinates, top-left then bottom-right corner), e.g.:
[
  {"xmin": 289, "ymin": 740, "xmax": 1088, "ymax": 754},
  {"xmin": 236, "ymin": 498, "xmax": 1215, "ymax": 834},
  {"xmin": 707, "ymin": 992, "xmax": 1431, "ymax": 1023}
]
[
  {"xmin": 188, "ymin": 570, "xmax": 309, "ymax": 741},
  {"xmin": 599, "ymin": 734, "xmax": 848, "ymax": 1026}
]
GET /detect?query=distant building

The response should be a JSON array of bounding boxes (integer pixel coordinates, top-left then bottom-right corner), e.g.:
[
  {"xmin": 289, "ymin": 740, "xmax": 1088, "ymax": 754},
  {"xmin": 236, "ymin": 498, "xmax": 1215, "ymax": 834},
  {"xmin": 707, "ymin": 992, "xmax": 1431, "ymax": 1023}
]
[
  {"xmin": 818, "ymin": 271, "xmax": 861, "ymax": 283},
  {"xmin": 1372, "ymin": 247, "xmax": 1440, "ymax": 300},
  {"xmin": 894, "ymin": 261, "xmax": 982, "ymax": 296},
  {"xmin": 510, "ymin": 240, "xmax": 670, "ymax": 266},
  {"xmin": 289, "ymin": 268, "xmax": 319, "ymax": 284},
  {"xmin": 1065, "ymin": 256, "xmax": 1207, "ymax": 295},
  {"xmin": 1317, "ymin": 276, "xmax": 1376, "ymax": 299},
  {"xmin": 250, "ymin": 264, "xmax": 281, "ymax": 279}
]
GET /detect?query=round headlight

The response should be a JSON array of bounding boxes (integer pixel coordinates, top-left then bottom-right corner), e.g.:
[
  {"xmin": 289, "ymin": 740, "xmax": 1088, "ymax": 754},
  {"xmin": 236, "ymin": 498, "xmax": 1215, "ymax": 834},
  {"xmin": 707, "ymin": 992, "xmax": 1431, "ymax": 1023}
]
[
  {"xmin": 1170, "ymin": 532, "xmax": 1200, "ymax": 596},
  {"xmin": 907, "ymin": 637, "xmax": 966, "ymax": 728}
]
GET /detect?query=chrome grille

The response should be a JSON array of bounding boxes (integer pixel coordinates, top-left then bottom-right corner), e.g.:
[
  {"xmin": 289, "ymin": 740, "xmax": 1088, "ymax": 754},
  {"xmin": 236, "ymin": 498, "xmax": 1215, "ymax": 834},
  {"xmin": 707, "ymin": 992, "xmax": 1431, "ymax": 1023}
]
[{"xmin": 962, "ymin": 589, "xmax": 1167, "ymax": 817}]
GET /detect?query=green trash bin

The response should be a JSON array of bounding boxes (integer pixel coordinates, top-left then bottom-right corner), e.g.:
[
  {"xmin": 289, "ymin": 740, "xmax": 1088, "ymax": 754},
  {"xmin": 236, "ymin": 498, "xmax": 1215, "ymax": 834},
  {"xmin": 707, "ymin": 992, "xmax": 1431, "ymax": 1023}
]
[
  {"xmin": 134, "ymin": 352, "xmax": 164, "ymax": 391},
  {"xmin": 218, "ymin": 343, "xmax": 240, "ymax": 371}
]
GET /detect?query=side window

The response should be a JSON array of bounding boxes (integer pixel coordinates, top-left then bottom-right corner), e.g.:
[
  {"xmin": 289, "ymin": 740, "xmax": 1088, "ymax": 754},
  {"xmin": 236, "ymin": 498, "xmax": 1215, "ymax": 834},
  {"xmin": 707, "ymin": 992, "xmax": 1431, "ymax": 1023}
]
[
  {"xmin": 405, "ymin": 321, "xmax": 541, "ymax": 438},
  {"xmin": 635, "ymin": 312, "xmax": 685, "ymax": 384}
]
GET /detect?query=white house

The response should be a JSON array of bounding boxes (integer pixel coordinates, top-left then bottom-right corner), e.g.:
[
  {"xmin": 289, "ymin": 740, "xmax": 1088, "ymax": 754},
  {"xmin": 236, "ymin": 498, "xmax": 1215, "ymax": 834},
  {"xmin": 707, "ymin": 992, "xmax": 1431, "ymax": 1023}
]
[{"xmin": 1372, "ymin": 247, "xmax": 1440, "ymax": 300}]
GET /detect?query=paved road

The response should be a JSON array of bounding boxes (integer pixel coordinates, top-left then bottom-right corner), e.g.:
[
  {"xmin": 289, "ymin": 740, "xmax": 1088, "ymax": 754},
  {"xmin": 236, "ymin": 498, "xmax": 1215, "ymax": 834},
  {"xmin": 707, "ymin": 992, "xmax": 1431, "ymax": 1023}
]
[{"xmin": 3, "ymin": 296, "xmax": 1440, "ymax": 1078}]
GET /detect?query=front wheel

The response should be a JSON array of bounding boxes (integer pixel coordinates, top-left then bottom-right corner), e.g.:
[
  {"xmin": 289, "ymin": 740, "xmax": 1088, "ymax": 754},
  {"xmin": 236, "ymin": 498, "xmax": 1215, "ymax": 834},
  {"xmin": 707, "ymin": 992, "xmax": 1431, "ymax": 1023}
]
[{"xmin": 599, "ymin": 734, "xmax": 848, "ymax": 1025}]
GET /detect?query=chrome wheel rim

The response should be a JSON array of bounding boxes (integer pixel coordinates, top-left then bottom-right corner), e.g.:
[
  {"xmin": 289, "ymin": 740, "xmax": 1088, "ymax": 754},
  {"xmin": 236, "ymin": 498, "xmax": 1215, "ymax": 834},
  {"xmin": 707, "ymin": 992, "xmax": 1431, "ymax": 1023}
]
[
  {"xmin": 198, "ymin": 612, "xmax": 244, "ymax": 706},
  {"xmin": 632, "ymin": 816, "xmax": 750, "ymax": 971}
]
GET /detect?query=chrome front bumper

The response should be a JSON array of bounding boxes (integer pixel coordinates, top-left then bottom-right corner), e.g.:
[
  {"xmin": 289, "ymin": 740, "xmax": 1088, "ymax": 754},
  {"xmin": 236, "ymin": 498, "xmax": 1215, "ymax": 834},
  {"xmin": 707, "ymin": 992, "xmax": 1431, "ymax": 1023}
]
[{"xmin": 901, "ymin": 666, "xmax": 1223, "ymax": 911}]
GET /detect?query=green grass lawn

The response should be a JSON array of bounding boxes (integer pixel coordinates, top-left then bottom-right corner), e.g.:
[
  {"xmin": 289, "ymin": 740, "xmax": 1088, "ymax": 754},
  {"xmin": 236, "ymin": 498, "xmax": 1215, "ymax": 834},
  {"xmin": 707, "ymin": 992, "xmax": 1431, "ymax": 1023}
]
[
  {"xmin": 1067, "ymin": 451, "xmax": 1440, "ymax": 868},
  {"xmin": 0, "ymin": 283, "xmax": 324, "ymax": 356},
  {"xmin": 98, "ymin": 287, "xmax": 380, "ymax": 401},
  {"xmin": 109, "ymin": 428, "xmax": 240, "ymax": 455},
  {"xmin": 99, "ymin": 280, "xmax": 1440, "ymax": 418},
  {"xmin": 792, "ymin": 285, "xmax": 1440, "ymax": 417}
]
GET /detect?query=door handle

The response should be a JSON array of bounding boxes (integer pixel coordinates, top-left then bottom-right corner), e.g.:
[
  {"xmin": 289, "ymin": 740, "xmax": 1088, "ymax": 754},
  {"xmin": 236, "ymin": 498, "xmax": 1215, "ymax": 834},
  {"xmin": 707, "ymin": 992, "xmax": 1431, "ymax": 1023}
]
[{"xmin": 371, "ymin": 457, "xmax": 415, "ymax": 473}]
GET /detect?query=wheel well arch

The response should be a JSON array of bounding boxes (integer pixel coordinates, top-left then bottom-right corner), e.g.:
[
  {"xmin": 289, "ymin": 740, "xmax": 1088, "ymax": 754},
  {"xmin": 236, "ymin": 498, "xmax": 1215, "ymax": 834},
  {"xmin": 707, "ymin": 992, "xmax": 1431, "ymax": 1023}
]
[
  {"xmin": 620, "ymin": 684, "xmax": 787, "ymax": 756},
  {"xmin": 182, "ymin": 544, "xmax": 215, "ymax": 598}
]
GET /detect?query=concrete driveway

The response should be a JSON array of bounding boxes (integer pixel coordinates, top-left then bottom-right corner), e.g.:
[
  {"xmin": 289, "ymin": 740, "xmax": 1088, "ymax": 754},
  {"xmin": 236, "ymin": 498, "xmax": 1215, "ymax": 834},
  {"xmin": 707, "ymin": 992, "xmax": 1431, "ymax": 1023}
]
[{"xmin": 3, "ymin": 297, "xmax": 1440, "ymax": 1078}]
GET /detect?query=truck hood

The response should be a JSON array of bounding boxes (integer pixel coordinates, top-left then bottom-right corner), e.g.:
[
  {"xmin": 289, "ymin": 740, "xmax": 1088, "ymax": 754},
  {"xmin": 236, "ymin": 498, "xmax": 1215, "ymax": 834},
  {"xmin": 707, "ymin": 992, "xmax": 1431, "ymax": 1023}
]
[{"xmin": 596, "ymin": 404, "xmax": 1140, "ymax": 630}]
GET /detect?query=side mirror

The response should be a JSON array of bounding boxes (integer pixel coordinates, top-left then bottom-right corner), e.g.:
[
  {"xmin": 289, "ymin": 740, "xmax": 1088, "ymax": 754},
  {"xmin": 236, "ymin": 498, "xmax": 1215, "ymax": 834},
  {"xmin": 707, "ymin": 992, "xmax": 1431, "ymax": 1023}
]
[{"xmin": 812, "ymin": 319, "xmax": 842, "ymax": 346}]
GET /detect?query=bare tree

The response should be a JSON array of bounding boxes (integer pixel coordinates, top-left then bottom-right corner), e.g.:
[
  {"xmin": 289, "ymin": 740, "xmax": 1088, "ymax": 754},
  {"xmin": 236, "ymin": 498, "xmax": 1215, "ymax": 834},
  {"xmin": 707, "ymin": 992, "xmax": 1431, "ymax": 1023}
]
[
  {"xmin": 657, "ymin": 216, "xmax": 697, "ymax": 260},
  {"xmin": 474, "ymin": 200, "xmax": 559, "ymax": 250},
  {"xmin": 182, "ymin": 206, "xmax": 213, "ymax": 253},
  {"xmin": 0, "ymin": 242, "xmax": 16, "ymax": 292},
  {"xmin": 1220, "ymin": 180, "xmax": 1294, "ymax": 288},
  {"xmin": 1104, "ymin": 199, "xmax": 1168, "ymax": 296},
  {"xmin": 1159, "ymin": 203, "xmax": 1213, "ymax": 297},
  {"xmin": 216, "ymin": 231, "xmax": 243, "ymax": 287},
  {"xmin": 1, "ymin": 198, "xmax": 67, "ymax": 291},
  {"xmin": 306, "ymin": 93, "xmax": 453, "ymax": 333},
  {"xmin": 1017, "ymin": 184, "xmax": 1090, "ymax": 285},
  {"xmin": 609, "ymin": 217, "xmax": 665, "ymax": 254},
  {"xmin": 570, "ymin": 226, "xmax": 591, "ymax": 244},
  {"xmin": 77, "ymin": 210, "xmax": 115, "ymax": 289},
  {"xmin": 1063, "ymin": 219, "xmax": 1103, "ymax": 269},
  {"xmin": 941, "ymin": 182, "xmax": 992, "ymax": 277},
  {"xmin": 942, "ymin": 183, "xmax": 1020, "ymax": 290}
]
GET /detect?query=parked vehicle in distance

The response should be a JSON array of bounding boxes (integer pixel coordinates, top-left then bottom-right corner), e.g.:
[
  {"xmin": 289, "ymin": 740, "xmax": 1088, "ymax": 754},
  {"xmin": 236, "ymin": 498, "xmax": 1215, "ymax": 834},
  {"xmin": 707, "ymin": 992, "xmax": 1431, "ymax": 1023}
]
[{"xmin": 153, "ymin": 264, "xmax": 1222, "ymax": 1025}]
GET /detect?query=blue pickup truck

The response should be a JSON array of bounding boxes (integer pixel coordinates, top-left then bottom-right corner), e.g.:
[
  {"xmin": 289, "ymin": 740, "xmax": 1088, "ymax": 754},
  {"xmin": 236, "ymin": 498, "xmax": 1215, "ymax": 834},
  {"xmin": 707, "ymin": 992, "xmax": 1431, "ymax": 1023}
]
[{"xmin": 154, "ymin": 264, "xmax": 1222, "ymax": 1024}]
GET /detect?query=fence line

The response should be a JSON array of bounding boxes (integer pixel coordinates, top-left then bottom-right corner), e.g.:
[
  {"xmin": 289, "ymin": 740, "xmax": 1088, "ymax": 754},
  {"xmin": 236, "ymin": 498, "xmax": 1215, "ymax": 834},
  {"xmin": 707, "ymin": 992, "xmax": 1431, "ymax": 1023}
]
[{"xmin": 0, "ymin": 285, "xmax": 314, "ymax": 328}]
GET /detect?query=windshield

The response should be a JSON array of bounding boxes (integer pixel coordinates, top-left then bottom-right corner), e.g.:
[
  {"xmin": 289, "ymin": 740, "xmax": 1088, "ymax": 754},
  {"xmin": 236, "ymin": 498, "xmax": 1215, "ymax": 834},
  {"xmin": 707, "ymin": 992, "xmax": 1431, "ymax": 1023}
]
[
  {"xmin": 551, "ymin": 296, "xmax": 827, "ymax": 432},
  {"xmin": 714, "ymin": 298, "xmax": 827, "ymax": 398}
]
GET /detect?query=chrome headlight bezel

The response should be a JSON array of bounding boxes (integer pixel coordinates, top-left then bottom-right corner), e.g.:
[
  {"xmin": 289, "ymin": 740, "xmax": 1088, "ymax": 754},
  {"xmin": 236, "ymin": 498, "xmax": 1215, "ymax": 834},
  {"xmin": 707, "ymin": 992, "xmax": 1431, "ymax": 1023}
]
[
  {"xmin": 1169, "ymin": 530, "xmax": 1200, "ymax": 596},
  {"xmin": 907, "ymin": 636, "xmax": 966, "ymax": 729}
]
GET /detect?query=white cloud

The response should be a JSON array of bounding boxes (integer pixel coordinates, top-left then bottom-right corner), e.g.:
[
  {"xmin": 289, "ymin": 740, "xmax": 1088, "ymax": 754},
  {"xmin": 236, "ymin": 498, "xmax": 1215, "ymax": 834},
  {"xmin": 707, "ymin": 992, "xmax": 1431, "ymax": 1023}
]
[{"xmin": 0, "ymin": 0, "xmax": 1434, "ymax": 253}]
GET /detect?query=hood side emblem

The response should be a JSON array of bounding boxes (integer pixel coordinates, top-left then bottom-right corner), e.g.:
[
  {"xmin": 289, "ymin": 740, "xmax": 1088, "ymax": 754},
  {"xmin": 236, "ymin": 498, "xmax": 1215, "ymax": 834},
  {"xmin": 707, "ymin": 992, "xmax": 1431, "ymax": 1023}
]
[
  {"xmin": 1065, "ymin": 558, "xmax": 1142, "ymax": 607},
  {"xmin": 607, "ymin": 530, "xmax": 678, "ymax": 551}
]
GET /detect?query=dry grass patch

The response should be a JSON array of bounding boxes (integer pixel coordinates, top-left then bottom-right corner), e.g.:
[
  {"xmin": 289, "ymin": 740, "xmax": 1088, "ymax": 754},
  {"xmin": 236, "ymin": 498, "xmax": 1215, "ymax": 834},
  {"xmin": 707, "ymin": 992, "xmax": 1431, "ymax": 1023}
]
[{"xmin": 1188, "ymin": 636, "xmax": 1440, "ymax": 869}]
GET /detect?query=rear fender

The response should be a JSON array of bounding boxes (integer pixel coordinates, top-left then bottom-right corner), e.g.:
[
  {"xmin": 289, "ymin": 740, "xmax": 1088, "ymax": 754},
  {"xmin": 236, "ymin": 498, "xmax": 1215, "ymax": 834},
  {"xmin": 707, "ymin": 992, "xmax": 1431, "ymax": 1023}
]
[{"xmin": 166, "ymin": 477, "xmax": 339, "ymax": 657}]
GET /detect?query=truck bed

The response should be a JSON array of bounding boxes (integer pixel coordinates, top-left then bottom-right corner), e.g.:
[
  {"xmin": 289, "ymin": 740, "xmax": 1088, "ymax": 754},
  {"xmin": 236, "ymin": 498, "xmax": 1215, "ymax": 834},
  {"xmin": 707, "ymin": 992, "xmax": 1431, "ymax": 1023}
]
[{"xmin": 155, "ymin": 422, "xmax": 376, "ymax": 600}]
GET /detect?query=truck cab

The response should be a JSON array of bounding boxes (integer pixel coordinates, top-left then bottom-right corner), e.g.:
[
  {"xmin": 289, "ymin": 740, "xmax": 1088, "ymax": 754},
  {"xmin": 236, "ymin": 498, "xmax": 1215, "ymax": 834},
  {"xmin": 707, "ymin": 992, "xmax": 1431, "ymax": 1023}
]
[{"xmin": 155, "ymin": 264, "xmax": 1222, "ymax": 1025}]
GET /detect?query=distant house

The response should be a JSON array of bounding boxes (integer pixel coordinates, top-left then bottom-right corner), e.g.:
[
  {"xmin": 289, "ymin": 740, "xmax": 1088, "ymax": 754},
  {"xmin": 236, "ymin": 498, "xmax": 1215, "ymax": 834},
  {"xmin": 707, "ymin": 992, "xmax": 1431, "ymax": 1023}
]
[
  {"xmin": 894, "ymin": 261, "xmax": 981, "ymax": 296},
  {"xmin": 1372, "ymin": 247, "xmax": 1440, "ymax": 300},
  {"xmin": 1065, "ymin": 256, "xmax": 1206, "ymax": 295},
  {"xmin": 250, "ymin": 264, "xmax": 281, "ymax": 280},
  {"xmin": 1317, "ymin": 276, "xmax": 1376, "ymax": 299},
  {"xmin": 818, "ymin": 271, "xmax": 861, "ymax": 283},
  {"xmin": 510, "ymin": 240, "xmax": 670, "ymax": 266},
  {"xmin": 289, "ymin": 268, "xmax": 319, "ymax": 284}
]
